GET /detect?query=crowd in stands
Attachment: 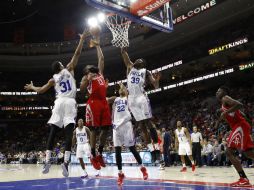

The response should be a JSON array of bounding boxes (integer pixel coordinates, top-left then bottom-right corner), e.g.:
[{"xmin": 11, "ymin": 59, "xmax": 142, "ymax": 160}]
[{"xmin": 1, "ymin": 85, "xmax": 254, "ymax": 167}]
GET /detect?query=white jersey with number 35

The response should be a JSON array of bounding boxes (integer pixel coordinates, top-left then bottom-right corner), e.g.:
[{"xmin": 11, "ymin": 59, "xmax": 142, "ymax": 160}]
[
  {"xmin": 53, "ymin": 69, "xmax": 76, "ymax": 99},
  {"xmin": 127, "ymin": 67, "xmax": 146, "ymax": 96}
]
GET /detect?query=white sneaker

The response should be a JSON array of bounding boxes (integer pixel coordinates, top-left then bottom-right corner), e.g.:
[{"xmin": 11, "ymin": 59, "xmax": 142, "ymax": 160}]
[
  {"xmin": 61, "ymin": 163, "xmax": 69, "ymax": 177},
  {"xmin": 158, "ymin": 165, "xmax": 165, "ymax": 170},
  {"xmin": 42, "ymin": 162, "xmax": 51, "ymax": 174},
  {"xmin": 81, "ymin": 170, "xmax": 88, "ymax": 179},
  {"xmin": 95, "ymin": 170, "xmax": 100, "ymax": 177}
]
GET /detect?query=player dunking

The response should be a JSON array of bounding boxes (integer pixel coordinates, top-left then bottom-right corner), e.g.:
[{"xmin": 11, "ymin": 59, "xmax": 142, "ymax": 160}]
[
  {"xmin": 216, "ymin": 86, "xmax": 254, "ymax": 187},
  {"xmin": 72, "ymin": 119, "xmax": 91, "ymax": 178},
  {"xmin": 111, "ymin": 83, "xmax": 148, "ymax": 186},
  {"xmin": 24, "ymin": 29, "xmax": 89, "ymax": 177},
  {"xmin": 175, "ymin": 121, "xmax": 195, "ymax": 172},
  {"xmin": 121, "ymin": 48, "xmax": 160, "ymax": 154},
  {"xmin": 80, "ymin": 35, "xmax": 111, "ymax": 171}
]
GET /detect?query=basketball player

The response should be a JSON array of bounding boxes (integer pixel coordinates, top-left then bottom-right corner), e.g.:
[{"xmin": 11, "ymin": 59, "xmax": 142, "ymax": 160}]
[
  {"xmin": 80, "ymin": 37, "xmax": 111, "ymax": 170},
  {"xmin": 72, "ymin": 119, "xmax": 91, "ymax": 178},
  {"xmin": 120, "ymin": 48, "xmax": 160, "ymax": 154},
  {"xmin": 112, "ymin": 83, "xmax": 148, "ymax": 186},
  {"xmin": 216, "ymin": 86, "xmax": 254, "ymax": 187},
  {"xmin": 24, "ymin": 29, "xmax": 89, "ymax": 177},
  {"xmin": 175, "ymin": 121, "xmax": 195, "ymax": 172}
]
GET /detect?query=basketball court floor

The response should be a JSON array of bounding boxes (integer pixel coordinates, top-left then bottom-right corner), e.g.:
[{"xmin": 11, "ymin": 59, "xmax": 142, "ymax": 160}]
[{"xmin": 0, "ymin": 164, "xmax": 254, "ymax": 189}]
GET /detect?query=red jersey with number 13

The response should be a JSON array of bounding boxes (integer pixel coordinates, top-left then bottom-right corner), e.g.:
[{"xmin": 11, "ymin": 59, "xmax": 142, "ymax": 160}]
[{"xmin": 87, "ymin": 74, "xmax": 107, "ymax": 100}]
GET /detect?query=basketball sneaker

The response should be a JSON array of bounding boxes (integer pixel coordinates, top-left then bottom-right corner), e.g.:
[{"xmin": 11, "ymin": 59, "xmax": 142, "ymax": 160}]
[
  {"xmin": 180, "ymin": 167, "xmax": 187, "ymax": 172},
  {"xmin": 61, "ymin": 162, "xmax": 69, "ymax": 177},
  {"xmin": 96, "ymin": 155, "xmax": 106, "ymax": 167},
  {"xmin": 81, "ymin": 170, "xmax": 88, "ymax": 179},
  {"xmin": 230, "ymin": 178, "xmax": 251, "ymax": 187},
  {"xmin": 192, "ymin": 164, "xmax": 196, "ymax": 172},
  {"xmin": 140, "ymin": 166, "xmax": 148, "ymax": 180},
  {"xmin": 42, "ymin": 162, "xmax": 51, "ymax": 174},
  {"xmin": 90, "ymin": 157, "xmax": 101, "ymax": 170},
  {"xmin": 117, "ymin": 173, "xmax": 125, "ymax": 186}
]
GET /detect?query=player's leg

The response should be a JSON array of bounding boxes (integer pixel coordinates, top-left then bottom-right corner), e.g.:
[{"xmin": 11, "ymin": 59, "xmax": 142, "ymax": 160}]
[
  {"xmin": 179, "ymin": 144, "xmax": 187, "ymax": 172},
  {"xmin": 97, "ymin": 103, "xmax": 112, "ymax": 167},
  {"xmin": 86, "ymin": 102, "xmax": 101, "ymax": 170},
  {"xmin": 115, "ymin": 146, "xmax": 125, "ymax": 186},
  {"xmin": 89, "ymin": 128, "xmax": 101, "ymax": 170},
  {"xmin": 79, "ymin": 158, "xmax": 88, "ymax": 178},
  {"xmin": 61, "ymin": 123, "xmax": 75, "ymax": 177},
  {"xmin": 42, "ymin": 124, "xmax": 58, "ymax": 174},
  {"xmin": 180, "ymin": 155, "xmax": 187, "ymax": 172},
  {"xmin": 226, "ymin": 147, "xmax": 251, "ymax": 186},
  {"xmin": 97, "ymin": 126, "xmax": 110, "ymax": 167},
  {"xmin": 43, "ymin": 99, "xmax": 63, "ymax": 174}
]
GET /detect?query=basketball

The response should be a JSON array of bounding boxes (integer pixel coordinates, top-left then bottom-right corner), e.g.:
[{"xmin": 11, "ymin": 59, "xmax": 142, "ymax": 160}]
[{"xmin": 89, "ymin": 25, "xmax": 101, "ymax": 38}]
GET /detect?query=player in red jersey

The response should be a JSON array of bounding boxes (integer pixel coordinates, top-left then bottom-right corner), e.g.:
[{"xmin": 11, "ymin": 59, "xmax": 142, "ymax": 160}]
[
  {"xmin": 80, "ymin": 37, "xmax": 111, "ymax": 171},
  {"xmin": 216, "ymin": 86, "xmax": 254, "ymax": 187}
]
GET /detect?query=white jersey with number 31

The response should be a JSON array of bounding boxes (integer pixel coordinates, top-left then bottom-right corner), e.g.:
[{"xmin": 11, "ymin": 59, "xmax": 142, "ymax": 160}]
[
  {"xmin": 53, "ymin": 69, "xmax": 76, "ymax": 99},
  {"xmin": 127, "ymin": 67, "xmax": 146, "ymax": 96}
]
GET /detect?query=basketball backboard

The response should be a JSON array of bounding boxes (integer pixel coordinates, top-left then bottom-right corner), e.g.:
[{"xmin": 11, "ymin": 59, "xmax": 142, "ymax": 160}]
[{"xmin": 85, "ymin": 0, "xmax": 173, "ymax": 33}]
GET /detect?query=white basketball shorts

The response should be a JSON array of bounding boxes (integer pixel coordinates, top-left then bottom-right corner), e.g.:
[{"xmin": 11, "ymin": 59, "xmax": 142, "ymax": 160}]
[
  {"xmin": 48, "ymin": 97, "xmax": 77, "ymax": 128},
  {"xmin": 76, "ymin": 143, "xmax": 91, "ymax": 158},
  {"xmin": 113, "ymin": 121, "xmax": 135, "ymax": 147},
  {"xmin": 178, "ymin": 142, "xmax": 192, "ymax": 156},
  {"xmin": 128, "ymin": 94, "xmax": 152, "ymax": 122}
]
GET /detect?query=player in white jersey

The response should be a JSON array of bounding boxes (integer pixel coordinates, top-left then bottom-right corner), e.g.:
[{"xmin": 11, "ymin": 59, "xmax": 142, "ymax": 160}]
[
  {"xmin": 24, "ymin": 29, "xmax": 89, "ymax": 177},
  {"xmin": 121, "ymin": 48, "xmax": 161, "ymax": 157},
  {"xmin": 72, "ymin": 119, "xmax": 91, "ymax": 178},
  {"xmin": 175, "ymin": 121, "xmax": 195, "ymax": 172},
  {"xmin": 112, "ymin": 83, "xmax": 148, "ymax": 186}
]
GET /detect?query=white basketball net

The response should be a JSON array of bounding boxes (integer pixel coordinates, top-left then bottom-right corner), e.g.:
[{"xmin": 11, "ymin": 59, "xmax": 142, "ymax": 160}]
[{"xmin": 105, "ymin": 14, "xmax": 131, "ymax": 48}]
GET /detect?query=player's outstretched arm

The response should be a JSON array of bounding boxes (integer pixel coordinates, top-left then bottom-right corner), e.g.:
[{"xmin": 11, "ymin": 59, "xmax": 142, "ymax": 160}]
[
  {"xmin": 220, "ymin": 95, "xmax": 243, "ymax": 119},
  {"xmin": 90, "ymin": 39, "xmax": 104, "ymax": 75},
  {"xmin": 106, "ymin": 96, "xmax": 117, "ymax": 104},
  {"xmin": 67, "ymin": 30, "xmax": 90, "ymax": 74},
  {"xmin": 147, "ymin": 70, "xmax": 161, "ymax": 89},
  {"xmin": 24, "ymin": 79, "xmax": 54, "ymax": 94},
  {"xmin": 121, "ymin": 48, "xmax": 133, "ymax": 72}
]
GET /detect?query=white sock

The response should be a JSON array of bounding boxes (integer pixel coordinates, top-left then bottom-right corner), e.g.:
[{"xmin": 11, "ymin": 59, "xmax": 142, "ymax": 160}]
[
  {"xmin": 46, "ymin": 150, "xmax": 52, "ymax": 163},
  {"xmin": 83, "ymin": 169, "xmax": 87, "ymax": 174},
  {"xmin": 191, "ymin": 160, "xmax": 195, "ymax": 165},
  {"xmin": 183, "ymin": 163, "xmax": 186, "ymax": 167},
  {"xmin": 64, "ymin": 151, "xmax": 71, "ymax": 163},
  {"xmin": 118, "ymin": 170, "xmax": 122, "ymax": 174}
]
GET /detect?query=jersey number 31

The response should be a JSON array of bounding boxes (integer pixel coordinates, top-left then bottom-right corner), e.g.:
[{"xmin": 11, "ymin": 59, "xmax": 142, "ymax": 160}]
[{"xmin": 60, "ymin": 80, "xmax": 72, "ymax": 93}]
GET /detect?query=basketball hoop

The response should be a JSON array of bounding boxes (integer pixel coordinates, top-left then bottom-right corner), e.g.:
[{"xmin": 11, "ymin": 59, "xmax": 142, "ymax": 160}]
[{"xmin": 105, "ymin": 14, "xmax": 131, "ymax": 48}]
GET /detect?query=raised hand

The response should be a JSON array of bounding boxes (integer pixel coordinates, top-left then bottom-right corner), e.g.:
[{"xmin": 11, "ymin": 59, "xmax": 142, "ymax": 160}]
[
  {"xmin": 89, "ymin": 39, "xmax": 100, "ymax": 48},
  {"xmin": 78, "ymin": 29, "xmax": 90, "ymax": 40},
  {"xmin": 153, "ymin": 71, "xmax": 161, "ymax": 82},
  {"xmin": 24, "ymin": 81, "xmax": 34, "ymax": 91}
]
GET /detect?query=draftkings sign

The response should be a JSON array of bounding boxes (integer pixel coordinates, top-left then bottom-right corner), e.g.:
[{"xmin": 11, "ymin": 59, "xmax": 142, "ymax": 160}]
[
  {"xmin": 239, "ymin": 61, "xmax": 254, "ymax": 71},
  {"xmin": 208, "ymin": 37, "xmax": 248, "ymax": 55}
]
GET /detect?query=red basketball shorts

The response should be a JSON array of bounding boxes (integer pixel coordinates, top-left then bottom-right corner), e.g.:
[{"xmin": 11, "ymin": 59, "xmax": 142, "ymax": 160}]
[
  {"xmin": 227, "ymin": 121, "xmax": 254, "ymax": 151},
  {"xmin": 85, "ymin": 99, "xmax": 112, "ymax": 127}
]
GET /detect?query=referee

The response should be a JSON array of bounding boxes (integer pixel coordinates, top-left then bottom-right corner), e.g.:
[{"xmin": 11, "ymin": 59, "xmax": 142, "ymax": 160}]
[{"xmin": 191, "ymin": 126, "xmax": 203, "ymax": 167}]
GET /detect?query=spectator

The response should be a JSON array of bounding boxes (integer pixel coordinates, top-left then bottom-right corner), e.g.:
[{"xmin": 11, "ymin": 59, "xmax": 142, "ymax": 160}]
[{"xmin": 202, "ymin": 139, "xmax": 213, "ymax": 166}]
